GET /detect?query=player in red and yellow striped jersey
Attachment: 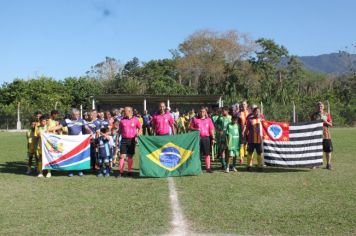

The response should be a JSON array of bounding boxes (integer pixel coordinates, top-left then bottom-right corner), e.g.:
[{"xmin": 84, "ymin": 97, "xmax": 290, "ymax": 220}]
[
  {"xmin": 237, "ymin": 101, "xmax": 249, "ymax": 164},
  {"xmin": 311, "ymin": 102, "xmax": 333, "ymax": 170},
  {"xmin": 244, "ymin": 107, "xmax": 264, "ymax": 171}
]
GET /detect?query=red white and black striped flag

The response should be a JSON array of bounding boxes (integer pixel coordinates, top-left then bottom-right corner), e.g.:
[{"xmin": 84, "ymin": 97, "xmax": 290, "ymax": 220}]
[{"xmin": 262, "ymin": 120, "xmax": 324, "ymax": 168}]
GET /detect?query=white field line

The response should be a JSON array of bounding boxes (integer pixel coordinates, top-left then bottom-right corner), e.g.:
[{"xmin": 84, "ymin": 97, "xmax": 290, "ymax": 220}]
[{"xmin": 166, "ymin": 177, "xmax": 189, "ymax": 236}]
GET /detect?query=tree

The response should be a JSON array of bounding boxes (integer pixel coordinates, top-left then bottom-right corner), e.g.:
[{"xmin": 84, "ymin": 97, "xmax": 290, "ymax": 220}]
[
  {"xmin": 176, "ymin": 29, "xmax": 255, "ymax": 93},
  {"xmin": 86, "ymin": 57, "xmax": 122, "ymax": 93},
  {"xmin": 251, "ymin": 38, "xmax": 289, "ymax": 105},
  {"xmin": 63, "ymin": 77, "xmax": 103, "ymax": 110}
]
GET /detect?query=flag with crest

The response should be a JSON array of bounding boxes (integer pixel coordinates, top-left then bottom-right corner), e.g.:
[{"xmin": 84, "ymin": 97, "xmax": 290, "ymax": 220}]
[
  {"xmin": 262, "ymin": 120, "xmax": 324, "ymax": 168},
  {"xmin": 138, "ymin": 132, "xmax": 201, "ymax": 177}
]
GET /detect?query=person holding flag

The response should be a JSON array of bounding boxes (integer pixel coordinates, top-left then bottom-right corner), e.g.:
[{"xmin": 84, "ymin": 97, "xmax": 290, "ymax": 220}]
[
  {"xmin": 48, "ymin": 108, "xmax": 93, "ymax": 177},
  {"xmin": 34, "ymin": 115, "xmax": 49, "ymax": 177},
  {"xmin": 151, "ymin": 102, "xmax": 175, "ymax": 136},
  {"xmin": 189, "ymin": 107, "xmax": 215, "ymax": 173},
  {"xmin": 118, "ymin": 106, "xmax": 142, "ymax": 177},
  {"xmin": 244, "ymin": 107, "xmax": 264, "ymax": 172},
  {"xmin": 87, "ymin": 110, "xmax": 102, "ymax": 171},
  {"xmin": 311, "ymin": 101, "xmax": 333, "ymax": 170}
]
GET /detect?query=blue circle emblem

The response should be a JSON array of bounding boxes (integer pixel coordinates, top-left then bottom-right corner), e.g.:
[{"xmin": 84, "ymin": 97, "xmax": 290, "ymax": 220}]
[
  {"xmin": 267, "ymin": 124, "xmax": 283, "ymax": 139},
  {"xmin": 159, "ymin": 146, "xmax": 181, "ymax": 168}
]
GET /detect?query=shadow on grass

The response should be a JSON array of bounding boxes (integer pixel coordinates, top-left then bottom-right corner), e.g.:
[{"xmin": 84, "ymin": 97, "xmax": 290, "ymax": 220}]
[
  {"xmin": 0, "ymin": 161, "xmax": 144, "ymax": 178},
  {"xmin": 206, "ymin": 161, "xmax": 310, "ymax": 173},
  {"xmin": 0, "ymin": 161, "xmax": 28, "ymax": 175},
  {"xmin": 1, "ymin": 160, "xmax": 310, "ymax": 178}
]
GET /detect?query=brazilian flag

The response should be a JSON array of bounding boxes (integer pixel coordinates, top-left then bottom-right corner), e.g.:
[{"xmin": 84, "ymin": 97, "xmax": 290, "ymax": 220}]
[{"xmin": 138, "ymin": 131, "xmax": 201, "ymax": 177}]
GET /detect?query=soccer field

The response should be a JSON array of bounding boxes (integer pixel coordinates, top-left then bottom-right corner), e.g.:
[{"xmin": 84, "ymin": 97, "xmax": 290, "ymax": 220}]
[{"xmin": 0, "ymin": 129, "xmax": 355, "ymax": 235}]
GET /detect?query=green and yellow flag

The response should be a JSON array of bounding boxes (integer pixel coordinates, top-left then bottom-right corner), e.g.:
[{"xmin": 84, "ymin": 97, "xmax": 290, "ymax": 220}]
[{"xmin": 138, "ymin": 132, "xmax": 201, "ymax": 177}]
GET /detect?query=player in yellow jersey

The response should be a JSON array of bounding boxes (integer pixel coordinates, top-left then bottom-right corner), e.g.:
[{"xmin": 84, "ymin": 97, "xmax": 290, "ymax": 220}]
[
  {"xmin": 26, "ymin": 120, "xmax": 38, "ymax": 174},
  {"xmin": 34, "ymin": 115, "xmax": 49, "ymax": 177},
  {"xmin": 237, "ymin": 101, "xmax": 249, "ymax": 165}
]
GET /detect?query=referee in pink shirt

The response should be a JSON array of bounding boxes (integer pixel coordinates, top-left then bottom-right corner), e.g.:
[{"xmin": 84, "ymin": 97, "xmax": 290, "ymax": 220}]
[
  {"xmin": 118, "ymin": 107, "xmax": 142, "ymax": 177},
  {"xmin": 190, "ymin": 107, "xmax": 215, "ymax": 173},
  {"xmin": 152, "ymin": 102, "xmax": 176, "ymax": 136}
]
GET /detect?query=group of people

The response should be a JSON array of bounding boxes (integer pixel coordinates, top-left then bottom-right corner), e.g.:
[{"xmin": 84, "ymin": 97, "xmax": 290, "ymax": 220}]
[{"xmin": 26, "ymin": 100, "xmax": 333, "ymax": 178}]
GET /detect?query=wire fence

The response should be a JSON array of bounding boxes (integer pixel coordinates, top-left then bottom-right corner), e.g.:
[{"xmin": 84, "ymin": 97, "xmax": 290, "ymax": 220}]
[{"xmin": 0, "ymin": 100, "xmax": 334, "ymax": 130}]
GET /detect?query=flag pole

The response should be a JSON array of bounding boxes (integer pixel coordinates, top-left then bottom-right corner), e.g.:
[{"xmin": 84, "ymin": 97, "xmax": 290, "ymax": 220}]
[
  {"xmin": 292, "ymin": 101, "xmax": 296, "ymax": 123},
  {"xmin": 211, "ymin": 143, "xmax": 215, "ymax": 162},
  {"xmin": 16, "ymin": 102, "xmax": 21, "ymax": 130},
  {"xmin": 259, "ymin": 116, "xmax": 264, "ymax": 166}
]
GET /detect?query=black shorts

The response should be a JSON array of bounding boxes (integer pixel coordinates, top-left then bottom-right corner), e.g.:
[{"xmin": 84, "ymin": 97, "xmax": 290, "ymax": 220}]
[
  {"xmin": 247, "ymin": 143, "xmax": 262, "ymax": 155},
  {"xmin": 323, "ymin": 139, "xmax": 333, "ymax": 153},
  {"xmin": 200, "ymin": 136, "xmax": 211, "ymax": 156},
  {"xmin": 90, "ymin": 140, "xmax": 97, "ymax": 166},
  {"xmin": 240, "ymin": 135, "xmax": 247, "ymax": 145},
  {"xmin": 120, "ymin": 138, "xmax": 136, "ymax": 155}
]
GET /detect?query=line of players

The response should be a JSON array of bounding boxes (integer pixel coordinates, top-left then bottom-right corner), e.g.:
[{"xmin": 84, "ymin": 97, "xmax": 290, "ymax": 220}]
[{"xmin": 26, "ymin": 100, "xmax": 264, "ymax": 177}]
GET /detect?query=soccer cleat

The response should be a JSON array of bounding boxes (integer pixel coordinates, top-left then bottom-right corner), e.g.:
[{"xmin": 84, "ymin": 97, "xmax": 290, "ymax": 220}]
[
  {"xmin": 232, "ymin": 167, "xmax": 237, "ymax": 172},
  {"xmin": 37, "ymin": 173, "xmax": 44, "ymax": 178},
  {"xmin": 46, "ymin": 172, "xmax": 52, "ymax": 178},
  {"xmin": 105, "ymin": 173, "xmax": 110, "ymax": 177},
  {"xmin": 78, "ymin": 171, "xmax": 84, "ymax": 177},
  {"xmin": 26, "ymin": 167, "xmax": 31, "ymax": 175},
  {"xmin": 246, "ymin": 166, "xmax": 252, "ymax": 172},
  {"xmin": 206, "ymin": 169, "xmax": 213, "ymax": 173},
  {"xmin": 116, "ymin": 173, "xmax": 123, "ymax": 178},
  {"xmin": 127, "ymin": 172, "xmax": 132, "ymax": 177},
  {"xmin": 326, "ymin": 164, "xmax": 332, "ymax": 170},
  {"xmin": 225, "ymin": 168, "xmax": 230, "ymax": 173},
  {"xmin": 97, "ymin": 173, "xmax": 103, "ymax": 177},
  {"xmin": 68, "ymin": 173, "xmax": 74, "ymax": 177}
]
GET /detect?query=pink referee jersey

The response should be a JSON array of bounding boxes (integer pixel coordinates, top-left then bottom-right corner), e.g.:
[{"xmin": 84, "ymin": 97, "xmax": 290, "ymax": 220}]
[
  {"xmin": 152, "ymin": 113, "xmax": 174, "ymax": 135},
  {"xmin": 190, "ymin": 117, "xmax": 214, "ymax": 137},
  {"xmin": 119, "ymin": 116, "xmax": 141, "ymax": 138}
]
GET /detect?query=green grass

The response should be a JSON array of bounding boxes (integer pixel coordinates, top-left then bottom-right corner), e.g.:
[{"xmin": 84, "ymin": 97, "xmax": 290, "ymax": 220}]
[
  {"xmin": 0, "ymin": 128, "xmax": 356, "ymax": 235},
  {"xmin": 174, "ymin": 128, "xmax": 356, "ymax": 235},
  {"xmin": 0, "ymin": 132, "xmax": 170, "ymax": 236}
]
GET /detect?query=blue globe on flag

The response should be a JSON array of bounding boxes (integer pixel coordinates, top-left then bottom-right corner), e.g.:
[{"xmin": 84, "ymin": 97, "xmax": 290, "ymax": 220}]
[
  {"xmin": 268, "ymin": 124, "xmax": 283, "ymax": 139},
  {"xmin": 159, "ymin": 146, "xmax": 181, "ymax": 168}
]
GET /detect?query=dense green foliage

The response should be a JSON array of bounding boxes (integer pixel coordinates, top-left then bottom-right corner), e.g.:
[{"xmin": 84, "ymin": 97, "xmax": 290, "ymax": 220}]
[{"xmin": 1, "ymin": 30, "xmax": 355, "ymax": 128}]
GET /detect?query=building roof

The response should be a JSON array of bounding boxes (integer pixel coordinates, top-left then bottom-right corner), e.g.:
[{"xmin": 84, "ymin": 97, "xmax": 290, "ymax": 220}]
[{"xmin": 94, "ymin": 94, "xmax": 222, "ymax": 104}]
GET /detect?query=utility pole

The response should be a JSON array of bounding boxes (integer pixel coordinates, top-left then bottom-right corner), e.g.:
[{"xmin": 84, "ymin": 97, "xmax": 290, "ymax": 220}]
[{"xmin": 16, "ymin": 102, "xmax": 21, "ymax": 130}]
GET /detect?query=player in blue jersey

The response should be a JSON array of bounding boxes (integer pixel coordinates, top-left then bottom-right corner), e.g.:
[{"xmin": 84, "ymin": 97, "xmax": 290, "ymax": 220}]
[{"xmin": 48, "ymin": 108, "xmax": 93, "ymax": 177}]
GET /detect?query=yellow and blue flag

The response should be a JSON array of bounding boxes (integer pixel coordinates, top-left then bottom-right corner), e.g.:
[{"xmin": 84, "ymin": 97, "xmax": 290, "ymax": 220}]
[{"xmin": 138, "ymin": 132, "xmax": 201, "ymax": 177}]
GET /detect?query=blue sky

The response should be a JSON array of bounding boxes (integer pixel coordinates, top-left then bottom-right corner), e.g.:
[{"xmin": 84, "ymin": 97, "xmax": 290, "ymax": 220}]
[{"xmin": 1, "ymin": 0, "xmax": 355, "ymax": 83}]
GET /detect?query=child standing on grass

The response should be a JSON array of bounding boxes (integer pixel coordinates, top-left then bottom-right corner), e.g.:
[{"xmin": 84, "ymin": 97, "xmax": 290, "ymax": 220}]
[
  {"xmin": 26, "ymin": 120, "xmax": 38, "ymax": 174},
  {"xmin": 34, "ymin": 115, "xmax": 49, "ymax": 177},
  {"xmin": 97, "ymin": 127, "xmax": 114, "ymax": 177},
  {"xmin": 216, "ymin": 106, "xmax": 232, "ymax": 170},
  {"xmin": 225, "ymin": 116, "xmax": 240, "ymax": 173}
]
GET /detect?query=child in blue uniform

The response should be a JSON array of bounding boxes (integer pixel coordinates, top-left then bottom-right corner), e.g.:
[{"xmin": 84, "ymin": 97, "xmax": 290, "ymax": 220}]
[{"xmin": 97, "ymin": 128, "xmax": 114, "ymax": 177}]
